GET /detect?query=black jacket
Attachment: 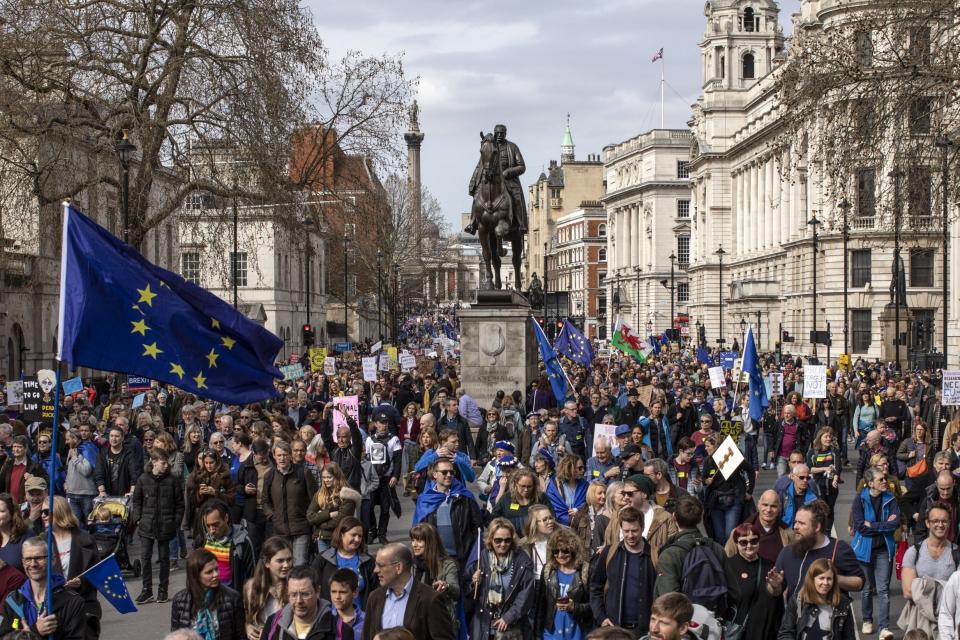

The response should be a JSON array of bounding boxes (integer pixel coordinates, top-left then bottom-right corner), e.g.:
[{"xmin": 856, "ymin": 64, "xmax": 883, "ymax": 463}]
[
  {"xmin": 236, "ymin": 453, "xmax": 260, "ymax": 523},
  {"xmin": 93, "ymin": 446, "xmax": 140, "ymax": 496},
  {"xmin": 589, "ymin": 541, "xmax": 656, "ymax": 633},
  {"xmin": 0, "ymin": 583, "xmax": 89, "ymax": 640},
  {"xmin": 262, "ymin": 464, "xmax": 318, "ymax": 537},
  {"xmin": 311, "ymin": 548, "xmax": 376, "ymax": 607},
  {"xmin": 170, "ymin": 585, "xmax": 245, "ymax": 640},
  {"xmin": 538, "ymin": 563, "xmax": 591, "ymax": 635},
  {"xmin": 772, "ymin": 420, "xmax": 812, "ymax": 461},
  {"xmin": 466, "ymin": 549, "xmax": 535, "ymax": 640},
  {"xmin": 263, "ymin": 599, "xmax": 344, "ymax": 640},
  {"xmin": 131, "ymin": 470, "xmax": 185, "ymax": 540},
  {"xmin": 777, "ymin": 593, "xmax": 855, "ymax": 640},
  {"xmin": 60, "ymin": 528, "xmax": 103, "ymax": 623},
  {"xmin": 324, "ymin": 419, "xmax": 364, "ymax": 491},
  {"xmin": 194, "ymin": 525, "xmax": 256, "ymax": 591},
  {"xmin": 419, "ymin": 492, "xmax": 486, "ymax": 566},
  {"xmin": 0, "ymin": 457, "xmax": 47, "ymax": 498}
]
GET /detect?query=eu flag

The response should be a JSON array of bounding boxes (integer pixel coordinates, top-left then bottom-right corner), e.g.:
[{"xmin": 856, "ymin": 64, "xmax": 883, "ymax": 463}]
[
  {"xmin": 554, "ymin": 319, "xmax": 595, "ymax": 369},
  {"xmin": 696, "ymin": 344, "xmax": 713, "ymax": 366},
  {"xmin": 742, "ymin": 326, "xmax": 769, "ymax": 421},
  {"xmin": 530, "ymin": 317, "xmax": 569, "ymax": 403},
  {"xmin": 83, "ymin": 554, "xmax": 137, "ymax": 613},
  {"xmin": 57, "ymin": 204, "xmax": 283, "ymax": 404}
]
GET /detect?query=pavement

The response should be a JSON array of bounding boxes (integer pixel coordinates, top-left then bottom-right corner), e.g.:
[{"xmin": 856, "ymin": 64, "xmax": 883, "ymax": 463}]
[{"xmin": 102, "ymin": 444, "xmax": 911, "ymax": 639}]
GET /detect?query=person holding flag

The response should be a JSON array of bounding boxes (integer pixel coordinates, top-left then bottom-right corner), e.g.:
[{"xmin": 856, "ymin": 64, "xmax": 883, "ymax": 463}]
[
  {"xmin": 742, "ymin": 325, "xmax": 769, "ymax": 425},
  {"xmin": 610, "ymin": 318, "xmax": 651, "ymax": 363},
  {"xmin": 553, "ymin": 319, "xmax": 595, "ymax": 370},
  {"xmin": 530, "ymin": 318, "xmax": 570, "ymax": 405}
]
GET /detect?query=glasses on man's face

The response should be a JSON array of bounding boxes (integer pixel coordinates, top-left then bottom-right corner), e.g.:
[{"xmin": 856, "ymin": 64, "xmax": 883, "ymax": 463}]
[
  {"xmin": 492, "ymin": 538, "xmax": 512, "ymax": 545},
  {"xmin": 436, "ymin": 469, "xmax": 454, "ymax": 476},
  {"xmin": 795, "ymin": 475, "xmax": 810, "ymax": 481},
  {"xmin": 22, "ymin": 556, "xmax": 46, "ymax": 565},
  {"xmin": 930, "ymin": 519, "xmax": 951, "ymax": 526},
  {"xmin": 621, "ymin": 490, "xmax": 636, "ymax": 498},
  {"xmin": 737, "ymin": 538, "xmax": 759, "ymax": 547}
]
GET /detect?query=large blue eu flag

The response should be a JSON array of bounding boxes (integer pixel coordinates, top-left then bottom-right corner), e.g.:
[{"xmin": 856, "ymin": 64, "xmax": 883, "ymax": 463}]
[
  {"xmin": 530, "ymin": 317, "xmax": 569, "ymax": 403},
  {"xmin": 742, "ymin": 326, "xmax": 769, "ymax": 421},
  {"xmin": 57, "ymin": 204, "xmax": 283, "ymax": 404},
  {"xmin": 554, "ymin": 319, "xmax": 595, "ymax": 369}
]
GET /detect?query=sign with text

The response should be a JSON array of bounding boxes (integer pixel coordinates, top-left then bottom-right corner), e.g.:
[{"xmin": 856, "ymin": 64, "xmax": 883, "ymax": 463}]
[
  {"xmin": 126, "ymin": 375, "xmax": 152, "ymax": 392},
  {"xmin": 943, "ymin": 370, "xmax": 960, "ymax": 406},
  {"xmin": 803, "ymin": 365, "xmax": 827, "ymax": 399},
  {"xmin": 308, "ymin": 347, "xmax": 327, "ymax": 373},
  {"xmin": 62, "ymin": 376, "xmax": 84, "ymax": 396},
  {"xmin": 400, "ymin": 353, "xmax": 416, "ymax": 372},
  {"xmin": 719, "ymin": 419, "xmax": 742, "ymax": 444},
  {"xmin": 708, "ymin": 366, "xmax": 726, "ymax": 389},
  {"xmin": 21, "ymin": 375, "xmax": 55, "ymax": 423},
  {"xmin": 323, "ymin": 357, "xmax": 337, "ymax": 376},
  {"xmin": 332, "ymin": 395, "xmax": 359, "ymax": 431},
  {"xmin": 378, "ymin": 353, "xmax": 391, "ymax": 371},
  {"xmin": 593, "ymin": 423, "xmax": 620, "ymax": 458},
  {"xmin": 370, "ymin": 340, "xmax": 383, "ymax": 353},
  {"xmin": 362, "ymin": 357, "xmax": 378, "ymax": 382},
  {"xmin": 279, "ymin": 363, "xmax": 305, "ymax": 381},
  {"xmin": 334, "ymin": 342, "xmax": 352, "ymax": 353}
]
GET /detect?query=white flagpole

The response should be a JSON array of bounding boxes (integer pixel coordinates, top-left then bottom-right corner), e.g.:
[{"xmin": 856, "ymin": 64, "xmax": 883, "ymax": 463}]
[{"xmin": 660, "ymin": 56, "xmax": 665, "ymax": 129}]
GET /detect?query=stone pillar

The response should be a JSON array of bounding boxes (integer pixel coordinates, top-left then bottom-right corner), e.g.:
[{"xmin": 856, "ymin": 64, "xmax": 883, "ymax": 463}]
[
  {"xmin": 753, "ymin": 161, "xmax": 761, "ymax": 252},
  {"xmin": 633, "ymin": 204, "xmax": 641, "ymax": 269},
  {"xmin": 734, "ymin": 170, "xmax": 741, "ymax": 255},
  {"xmin": 773, "ymin": 160, "xmax": 782, "ymax": 246},
  {"xmin": 745, "ymin": 164, "xmax": 754, "ymax": 253},
  {"xmin": 404, "ymin": 111, "xmax": 425, "ymax": 256},
  {"xmin": 758, "ymin": 158, "xmax": 767, "ymax": 250}
]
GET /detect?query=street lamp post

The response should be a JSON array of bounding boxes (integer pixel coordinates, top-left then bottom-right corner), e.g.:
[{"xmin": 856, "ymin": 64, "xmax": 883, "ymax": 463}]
[
  {"xmin": 838, "ymin": 198, "xmax": 852, "ymax": 357},
  {"xmin": 376, "ymin": 250, "xmax": 383, "ymax": 340},
  {"xmin": 393, "ymin": 264, "xmax": 401, "ymax": 340},
  {"xmin": 343, "ymin": 227, "xmax": 352, "ymax": 343},
  {"xmin": 714, "ymin": 246, "xmax": 726, "ymax": 346},
  {"xmin": 114, "ymin": 131, "xmax": 137, "ymax": 245},
  {"xmin": 634, "ymin": 266, "xmax": 641, "ymax": 331},
  {"xmin": 695, "ymin": 319, "xmax": 702, "ymax": 347},
  {"xmin": 807, "ymin": 215, "xmax": 822, "ymax": 357},
  {"xmin": 543, "ymin": 242, "xmax": 549, "ymax": 328},
  {"xmin": 669, "ymin": 252, "xmax": 676, "ymax": 342},
  {"xmin": 936, "ymin": 136, "xmax": 952, "ymax": 365},
  {"xmin": 891, "ymin": 169, "xmax": 905, "ymax": 371},
  {"xmin": 739, "ymin": 317, "xmax": 747, "ymax": 345}
]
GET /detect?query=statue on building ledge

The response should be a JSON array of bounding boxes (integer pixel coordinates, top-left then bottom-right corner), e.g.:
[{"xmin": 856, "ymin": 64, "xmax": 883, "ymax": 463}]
[
  {"xmin": 526, "ymin": 273, "xmax": 544, "ymax": 309},
  {"xmin": 889, "ymin": 248, "xmax": 908, "ymax": 307}
]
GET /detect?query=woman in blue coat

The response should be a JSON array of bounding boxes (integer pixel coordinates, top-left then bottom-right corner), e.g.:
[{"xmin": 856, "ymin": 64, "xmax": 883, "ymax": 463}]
[
  {"xmin": 851, "ymin": 465, "xmax": 900, "ymax": 638},
  {"xmin": 545, "ymin": 456, "xmax": 588, "ymax": 526}
]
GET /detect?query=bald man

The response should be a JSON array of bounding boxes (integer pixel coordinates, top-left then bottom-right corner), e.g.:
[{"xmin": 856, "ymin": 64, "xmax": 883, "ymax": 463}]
[{"xmin": 724, "ymin": 489, "xmax": 794, "ymax": 563}]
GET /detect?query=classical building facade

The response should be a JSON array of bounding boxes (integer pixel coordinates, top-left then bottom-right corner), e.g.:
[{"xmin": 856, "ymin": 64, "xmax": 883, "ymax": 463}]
[
  {"xmin": 602, "ymin": 129, "xmax": 692, "ymax": 337},
  {"xmin": 687, "ymin": 0, "xmax": 945, "ymax": 360},
  {"xmin": 546, "ymin": 202, "xmax": 608, "ymax": 339},
  {"xmin": 525, "ymin": 123, "xmax": 604, "ymax": 287}
]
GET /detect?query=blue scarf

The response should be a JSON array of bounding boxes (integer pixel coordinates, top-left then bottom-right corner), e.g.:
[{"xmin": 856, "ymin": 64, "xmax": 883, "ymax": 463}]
[
  {"xmin": 15, "ymin": 573, "xmax": 66, "ymax": 628},
  {"xmin": 413, "ymin": 478, "xmax": 475, "ymax": 525}
]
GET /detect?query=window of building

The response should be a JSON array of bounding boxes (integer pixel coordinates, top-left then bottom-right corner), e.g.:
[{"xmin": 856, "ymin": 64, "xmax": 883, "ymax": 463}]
[
  {"xmin": 851, "ymin": 249, "xmax": 871, "ymax": 287},
  {"xmin": 913, "ymin": 308, "xmax": 935, "ymax": 349},
  {"xmin": 677, "ymin": 161, "xmax": 690, "ymax": 179},
  {"xmin": 185, "ymin": 192, "xmax": 213, "ymax": 211},
  {"xmin": 550, "ymin": 188, "xmax": 561, "ymax": 200},
  {"xmin": 677, "ymin": 282, "xmax": 689, "ymax": 303},
  {"xmin": 852, "ymin": 309, "xmax": 872, "ymax": 353},
  {"xmin": 742, "ymin": 53, "xmax": 755, "ymax": 80},
  {"xmin": 856, "ymin": 168, "xmax": 876, "ymax": 219},
  {"xmin": 857, "ymin": 31, "xmax": 873, "ymax": 66},
  {"xmin": 677, "ymin": 199, "xmax": 690, "ymax": 218},
  {"xmin": 181, "ymin": 252, "xmax": 200, "ymax": 284},
  {"xmin": 909, "ymin": 26, "xmax": 931, "ymax": 64},
  {"xmin": 855, "ymin": 99, "xmax": 877, "ymax": 142},
  {"xmin": 598, "ymin": 248, "xmax": 607, "ymax": 262},
  {"xmin": 910, "ymin": 97, "xmax": 933, "ymax": 134},
  {"xmin": 677, "ymin": 236, "xmax": 690, "ymax": 267},
  {"xmin": 230, "ymin": 251, "xmax": 248, "ymax": 287},
  {"xmin": 720, "ymin": 55, "xmax": 726, "ymax": 79},
  {"xmin": 910, "ymin": 249, "xmax": 934, "ymax": 287},
  {"xmin": 908, "ymin": 167, "xmax": 932, "ymax": 220},
  {"xmin": 598, "ymin": 272, "xmax": 607, "ymax": 287},
  {"xmin": 598, "ymin": 223, "xmax": 607, "ymax": 237},
  {"xmin": 742, "ymin": 7, "xmax": 756, "ymax": 32}
]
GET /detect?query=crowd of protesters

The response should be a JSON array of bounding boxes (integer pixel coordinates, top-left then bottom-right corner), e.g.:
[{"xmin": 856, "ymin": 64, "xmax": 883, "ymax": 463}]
[{"xmin": 1, "ymin": 323, "xmax": 960, "ymax": 640}]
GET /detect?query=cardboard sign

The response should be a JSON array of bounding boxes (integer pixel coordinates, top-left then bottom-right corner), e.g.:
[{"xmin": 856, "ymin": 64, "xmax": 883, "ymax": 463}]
[
  {"xmin": 370, "ymin": 340, "xmax": 383, "ymax": 354},
  {"xmin": 5, "ymin": 381, "xmax": 22, "ymax": 406},
  {"xmin": 943, "ymin": 370, "xmax": 960, "ymax": 406},
  {"xmin": 708, "ymin": 366, "xmax": 726, "ymax": 389},
  {"xmin": 400, "ymin": 353, "xmax": 416, "ymax": 372},
  {"xmin": 713, "ymin": 435, "xmax": 745, "ymax": 480},
  {"xmin": 378, "ymin": 353, "xmax": 391, "ymax": 371},
  {"xmin": 592, "ymin": 423, "xmax": 619, "ymax": 457},
  {"xmin": 387, "ymin": 346, "xmax": 398, "ymax": 369},
  {"xmin": 62, "ymin": 376, "xmax": 83, "ymax": 395},
  {"xmin": 362, "ymin": 357, "xmax": 378, "ymax": 382},
  {"xmin": 308, "ymin": 347, "xmax": 327, "ymax": 373},
  {"xmin": 279, "ymin": 363, "xmax": 305, "ymax": 381},
  {"xmin": 323, "ymin": 357, "xmax": 337, "ymax": 376},
  {"xmin": 719, "ymin": 419, "xmax": 742, "ymax": 444},
  {"xmin": 769, "ymin": 372, "xmax": 784, "ymax": 396},
  {"xmin": 332, "ymin": 395, "xmax": 359, "ymax": 431},
  {"xmin": 803, "ymin": 365, "xmax": 827, "ymax": 399},
  {"xmin": 22, "ymin": 374, "xmax": 56, "ymax": 423},
  {"xmin": 127, "ymin": 375, "xmax": 152, "ymax": 392}
]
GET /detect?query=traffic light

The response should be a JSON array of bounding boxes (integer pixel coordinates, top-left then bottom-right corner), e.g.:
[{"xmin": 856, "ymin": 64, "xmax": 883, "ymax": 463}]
[
  {"xmin": 556, "ymin": 320, "xmax": 564, "ymax": 332},
  {"xmin": 782, "ymin": 331, "xmax": 795, "ymax": 343},
  {"xmin": 302, "ymin": 323, "xmax": 315, "ymax": 346}
]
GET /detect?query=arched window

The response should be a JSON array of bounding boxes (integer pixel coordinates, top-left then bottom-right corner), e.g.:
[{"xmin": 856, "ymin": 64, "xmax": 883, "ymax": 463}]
[
  {"xmin": 599, "ymin": 248, "xmax": 607, "ymax": 262},
  {"xmin": 598, "ymin": 223, "xmax": 607, "ymax": 237},
  {"xmin": 742, "ymin": 53, "xmax": 755, "ymax": 79},
  {"xmin": 743, "ymin": 7, "xmax": 755, "ymax": 32}
]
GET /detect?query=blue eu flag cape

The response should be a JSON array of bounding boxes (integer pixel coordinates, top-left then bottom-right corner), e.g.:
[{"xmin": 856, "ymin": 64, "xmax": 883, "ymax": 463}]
[
  {"xmin": 531, "ymin": 317, "xmax": 569, "ymax": 403},
  {"xmin": 743, "ymin": 326, "xmax": 769, "ymax": 421},
  {"xmin": 57, "ymin": 204, "xmax": 283, "ymax": 404},
  {"xmin": 554, "ymin": 319, "xmax": 594, "ymax": 369},
  {"xmin": 83, "ymin": 554, "xmax": 137, "ymax": 613}
]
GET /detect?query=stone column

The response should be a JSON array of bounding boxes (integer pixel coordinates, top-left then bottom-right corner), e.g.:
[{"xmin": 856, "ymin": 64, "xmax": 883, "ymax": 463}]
[
  {"xmin": 758, "ymin": 158, "xmax": 767, "ymax": 250},
  {"xmin": 745, "ymin": 163, "xmax": 754, "ymax": 253},
  {"xmin": 753, "ymin": 161, "xmax": 761, "ymax": 252},
  {"xmin": 773, "ymin": 160, "xmax": 782, "ymax": 246},
  {"xmin": 633, "ymin": 203, "xmax": 642, "ymax": 270},
  {"xmin": 733, "ymin": 170, "xmax": 741, "ymax": 255}
]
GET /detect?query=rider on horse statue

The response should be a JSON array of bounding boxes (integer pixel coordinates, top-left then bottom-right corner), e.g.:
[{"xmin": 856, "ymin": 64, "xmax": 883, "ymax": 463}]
[{"xmin": 465, "ymin": 124, "xmax": 527, "ymax": 237}]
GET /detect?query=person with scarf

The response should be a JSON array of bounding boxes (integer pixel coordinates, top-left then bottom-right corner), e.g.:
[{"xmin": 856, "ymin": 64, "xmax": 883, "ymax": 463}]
[
  {"xmin": 467, "ymin": 518, "xmax": 534, "ymax": 640},
  {"xmin": 476, "ymin": 408, "xmax": 513, "ymax": 466},
  {"xmin": 410, "ymin": 523, "xmax": 461, "ymax": 638},
  {"xmin": 476, "ymin": 442, "xmax": 517, "ymax": 508},
  {"xmin": 0, "ymin": 536, "xmax": 87, "ymax": 639},
  {"xmin": 171, "ymin": 548, "xmax": 245, "ymax": 640},
  {"xmin": 412, "ymin": 457, "xmax": 484, "ymax": 569},
  {"xmin": 546, "ymin": 456, "xmax": 589, "ymax": 526},
  {"xmin": 64, "ymin": 427, "xmax": 98, "ymax": 528}
]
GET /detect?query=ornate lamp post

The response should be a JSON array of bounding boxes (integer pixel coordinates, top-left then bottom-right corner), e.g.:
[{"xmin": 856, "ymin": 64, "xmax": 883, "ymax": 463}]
[
  {"xmin": 114, "ymin": 131, "xmax": 137, "ymax": 245},
  {"xmin": 714, "ymin": 246, "xmax": 726, "ymax": 346},
  {"xmin": 838, "ymin": 198, "xmax": 852, "ymax": 357},
  {"xmin": 807, "ymin": 215, "xmax": 822, "ymax": 357}
]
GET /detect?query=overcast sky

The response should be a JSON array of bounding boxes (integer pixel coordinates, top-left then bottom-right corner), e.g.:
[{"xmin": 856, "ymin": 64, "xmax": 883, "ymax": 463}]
[{"xmin": 310, "ymin": 0, "xmax": 801, "ymax": 229}]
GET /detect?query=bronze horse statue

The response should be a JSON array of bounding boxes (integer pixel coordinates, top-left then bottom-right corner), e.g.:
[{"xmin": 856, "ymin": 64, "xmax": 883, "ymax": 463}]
[{"xmin": 471, "ymin": 133, "xmax": 523, "ymax": 290}]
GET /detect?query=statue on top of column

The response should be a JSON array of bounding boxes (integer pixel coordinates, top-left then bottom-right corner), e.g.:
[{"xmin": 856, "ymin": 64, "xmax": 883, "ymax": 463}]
[{"xmin": 889, "ymin": 247, "xmax": 907, "ymax": 307}]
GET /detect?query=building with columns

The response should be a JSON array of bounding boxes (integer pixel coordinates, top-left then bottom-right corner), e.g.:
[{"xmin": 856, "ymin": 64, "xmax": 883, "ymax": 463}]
[
  {"xmin": 602, "ymin": 129, "xmax": 692, "ymax": 337},
  {"xmin": 525, "ymin": 121, "xmax": 604, "ymax": 287},
  {"xmin": 687, "ymin": 0, "xmax": 945, "ymax": 360}
]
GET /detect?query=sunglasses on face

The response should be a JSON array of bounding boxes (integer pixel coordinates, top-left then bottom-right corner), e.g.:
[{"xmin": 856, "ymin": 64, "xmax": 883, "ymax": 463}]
[
  {"xmin": 492, "ymin": 538, "xmax": 512, "ymax": 545},
  {"xmin": 737, "ymin": 538, "xmax": 759, "ymax": 546},
  {"xmin": 553, "ymin": 548, "xmax": 572, "ymax": 556},
  {"xmin": 436, "ymin": 469, "xmax": 454, "ymax": 476}
]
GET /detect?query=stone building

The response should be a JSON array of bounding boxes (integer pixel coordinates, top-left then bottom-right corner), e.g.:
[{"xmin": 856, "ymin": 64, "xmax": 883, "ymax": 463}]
[
  {"xmin": 602, "ymin": 129, "xmax": 692, "ymax": 338},
  {"xmin": 687, "ymin": 0, "xmax": 944, "ymax": 361}
]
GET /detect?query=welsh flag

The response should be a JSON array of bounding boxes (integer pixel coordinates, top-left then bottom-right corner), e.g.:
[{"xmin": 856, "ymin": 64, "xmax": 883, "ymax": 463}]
[{"xmin": 611, "ymin": 318, "xmax": 651, "ymax": 362}]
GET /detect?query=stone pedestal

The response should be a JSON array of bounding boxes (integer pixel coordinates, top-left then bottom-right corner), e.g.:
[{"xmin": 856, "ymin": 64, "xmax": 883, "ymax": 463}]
[
  {"xmin": 878, "ymin": 303, "xmax": 912, "ymax": 371},
  {"xmin": 459, "ymin": 290, "xmax": 538, "ymax": 407}
]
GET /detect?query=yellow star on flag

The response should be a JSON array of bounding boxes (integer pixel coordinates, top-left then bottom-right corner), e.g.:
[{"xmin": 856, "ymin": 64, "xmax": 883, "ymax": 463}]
[
  {"xmin": 137, "ymin": 284, "xmax": 158, "ymax": 307},
  {"xmin": 206, "ymin": 348, "xmax": 220, "ymax": 368},
  {"xmin": 131, "ymin": 304, "xmax": 145, "ymax": 316},
  {"xmin": 221, "ymin": 336, "xmax": 236, "ymax": 350},
  {"xmin": 130, "ymin": 319, "xmax": 149, "ymax": 336},
  {"xmin": 142, "ymin": 342, "xmax": 163, "ymax": 359},
  {"xmin": 169, "ymin": 363, "xmax": 185, "ymax": 379},
  {"xmin": 211, "ymin": 318, "xmax": 221, "ymax": 329},
  {"xmin": 193, "ymin": 371, "xmax": 208, "ymax": 389}
]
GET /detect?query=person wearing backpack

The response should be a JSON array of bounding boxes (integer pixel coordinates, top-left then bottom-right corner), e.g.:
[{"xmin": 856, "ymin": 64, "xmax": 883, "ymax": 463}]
[
  {"xmin": 653, "ymin": 495, "xmax": 740, "ymax": 620},
  {"xmin": 901, "ymin": 504, "xmax": 957, "ymax": 636},
  {"xmin": 588, "ymin": 506, "xmax": 656, "ymax": 637}
]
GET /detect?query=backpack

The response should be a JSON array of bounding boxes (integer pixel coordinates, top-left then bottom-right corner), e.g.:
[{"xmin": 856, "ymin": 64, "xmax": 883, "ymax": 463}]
[{"xmin": 665, "ymin": 535, "xmax": 729, "ymax": 615}]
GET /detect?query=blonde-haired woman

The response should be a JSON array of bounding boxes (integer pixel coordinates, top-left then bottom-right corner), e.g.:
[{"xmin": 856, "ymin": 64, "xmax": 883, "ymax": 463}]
[
  {"xmin": 467, "ymin": 517, "xmax": 534, "ymax": 640},
  {"xmin": 306, "ymin": 462, "xmax": 360, "ymax": 553},
  {"xmin": 520, "ymin": 504, "xmax": 557, "ymax": 579}
]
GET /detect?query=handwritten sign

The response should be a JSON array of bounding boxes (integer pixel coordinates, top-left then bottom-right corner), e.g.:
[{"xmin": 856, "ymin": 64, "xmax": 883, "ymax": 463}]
[
  {"xmin": 943, "ymin": 370, "xmax": 960, "ymax": 406},
  {"xmin": 719, "ymin": 419, "xmax": 742, "ymax": 444},
  {"xmin": 323, "ymin": 357, "xmax": 337, "ymax": 376},
  {"xmin": 280, "ymin": 363, "xmax": 305, "ymax": 381},
  {"xmin": 708, "ymin": 366, "xmax": 726, "ymax": 389},
  {"xmin": 400, "ymin": 353, "xmax": 416, "ymax": 372},
  {"xmin": 592, "ymin": 423, "xmax": 619, "ymax": 457},
  {"xmin": 5, "ymin": 381, "xmax": 22, "ymax": 406},
  {"xmin": 362, "ymin": 357, "xmax": 378, "ymax": 382},
  {"xmin": 713, "ymin": 435, "xmax": 745, "ymax": 480},
  {"xmin": 803, "ymin": 365, "xmax": 827, "ymax": 399}
]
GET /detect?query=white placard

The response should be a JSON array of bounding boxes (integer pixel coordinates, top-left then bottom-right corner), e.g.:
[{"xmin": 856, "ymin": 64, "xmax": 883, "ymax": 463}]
[
  {"xmin": 362, "ymin": 357, "xmax": 378, "ymax": 382},
  {"xmin": 713, "ymin": 435, "xmax": 745, "ymax": 480},
  {"xmin": 943, "ymin": 370, "xmax": 960, "ymax": 406},
  {"xmin": 5, "ymin": 381, "xmax": 22, "ymax": 405},
  {"xmin": 323, "ymin": 357, "xmax": 337, "ymax": 376},
  {"xmin": 378, "ymin": 353, "xmax": 391, "ymax": 371},
  {"xmin": 592, "ymin": 423, "xmax": 619, "ymax": 458},
  {"xmin": 708, "ymin": 366, "xmax": 726, "ymax": 389},
  {"xmin": 803, "ymin": 365, "xmax": 827, "ymax": 399},
  {"xmin": 370, "ymin": 340, "xmax": 383, "ymax": 353},
  {"xmin": 769, "ymin": 372, "xmax": 784, "ymax": 396},
  {"xmin": 400, "ymin": 353, "xmax": 416, "ymax": 372}
]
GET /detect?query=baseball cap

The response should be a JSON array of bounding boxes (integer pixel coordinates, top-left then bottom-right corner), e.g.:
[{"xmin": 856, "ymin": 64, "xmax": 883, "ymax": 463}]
[
  {"xmin": 25, "ymin": 477, "xmax": 46, "ymax": 493},
  {"xmin": 615, "ymin": 424, "xmax": 632, "ymax": 437},
  {"xmin": 621, "ymin": 443, "xmax": 643, "ymax": 459},
  {"xmin": 372, "ymin": 411, "xmax": 389, "ymax": 423}
]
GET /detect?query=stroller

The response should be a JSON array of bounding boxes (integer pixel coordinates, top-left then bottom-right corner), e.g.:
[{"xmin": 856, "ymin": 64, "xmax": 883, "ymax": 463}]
[{"xmin": 87, "ymin": 495, "xmax": 140, "ymax": 576}]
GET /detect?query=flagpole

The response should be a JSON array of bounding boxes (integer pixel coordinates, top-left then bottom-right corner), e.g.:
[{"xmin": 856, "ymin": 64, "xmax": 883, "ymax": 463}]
[
  {"xmin": 46, "ymin": 364, "xmax": 60, "ymax": 630},
  {"xmin": 660, "ymin": 56, "xmax": 665, "ymax": 129}
]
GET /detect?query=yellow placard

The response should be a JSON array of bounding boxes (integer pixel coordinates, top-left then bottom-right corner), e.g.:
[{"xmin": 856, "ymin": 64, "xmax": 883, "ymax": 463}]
[{"xmin": 308, "ymin": 347, "xmax": 327, "ymax": 372}]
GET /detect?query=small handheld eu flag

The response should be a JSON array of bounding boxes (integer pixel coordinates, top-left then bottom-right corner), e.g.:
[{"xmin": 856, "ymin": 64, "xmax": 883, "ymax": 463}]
[{"xmin": 81, "ymin": 554, "xmax": 137, "ymax": 614}]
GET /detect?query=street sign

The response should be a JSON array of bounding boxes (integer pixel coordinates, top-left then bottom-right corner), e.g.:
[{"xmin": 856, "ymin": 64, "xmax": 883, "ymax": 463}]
[{"xmin": 335, "ymin": 342, "xmax": 352, "ymax": 353}]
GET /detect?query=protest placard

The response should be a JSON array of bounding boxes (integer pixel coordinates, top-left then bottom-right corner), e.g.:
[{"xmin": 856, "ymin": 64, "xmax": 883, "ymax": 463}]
[
  {"xmin": 362, "ymin": 357, "xmax": 378, "ymax": 382},
  {"xmin": 769, "ymin": 372, "xmax": 784, "ymax": 396},
  {"xmin": 62, "ymin": 376, "xmax": 83, "ymax": 395},
  {"xmin": 370, "ymin": 340, "xmax": 383, "ymax": 353},
  {"xmin": 713, "ymin": 435, "xmax": 745, "ymax": 480},
  {"xmin": 323, "ymin": 357, "xmax": 337, "ymax": 376},
  {"xmin": 332, "ymin": 395, "xmax": 359, "ymax": 431},
  {"xmin": 279, "ymin": 363, "xmax": 304, "ymax": 381},
  {"xmin": 400, "ymin": 353, "xmax": 416, "ymax": 372},
  {"xmin": 708, "ymin": 366, "xmax": 726, "ymax": 389},
  {"xmin": 592, "ymin": 424, "xmax": 619, "ymax": 459},
  {"xmin": 943, "ymin": 370, "xmax": 960, "ymax": 406},
  {"xmin": 308, "ymin": 347, "xmax": 327, "ymax": 373},
  {"xmin": 378, "ymin": 353, "xmax": 391, "ymax": 371},
  {"xmin": 4, "ymin": 381, "xmax": 22, "ymax": 406},
  {"xmin": 803, "ymin": 365, "xmax": 827, "ymax": 399}
]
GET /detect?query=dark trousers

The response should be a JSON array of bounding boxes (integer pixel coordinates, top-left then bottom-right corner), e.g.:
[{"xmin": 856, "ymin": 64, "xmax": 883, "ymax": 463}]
[
  {"xmin": 247, "ymin": 509, "xmax": 268, "ymax": 555},
  {"xmin": 140, "ymin": 535, "xmax": 171, "ymax": 591},
  {"xmin": 370, "ymin": 485, "xmax": 391, "ymax": 535}
]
